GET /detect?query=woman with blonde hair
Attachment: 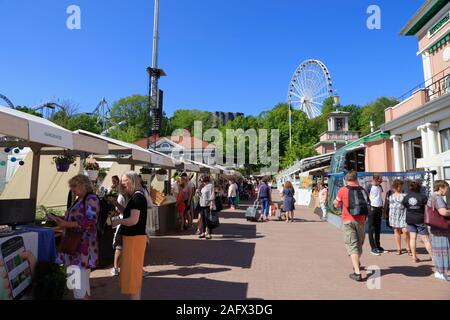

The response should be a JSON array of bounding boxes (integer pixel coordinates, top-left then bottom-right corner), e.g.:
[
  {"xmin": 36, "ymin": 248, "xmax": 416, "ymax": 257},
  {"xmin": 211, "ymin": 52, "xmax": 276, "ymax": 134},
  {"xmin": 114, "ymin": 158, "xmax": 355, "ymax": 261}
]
[
  {"xmin": 49, "ymin": 174, "xmax": 99, "ymax": 300},
  {"xmin": 282, "ymin": 181, "xmax": 295, "ymax": 222},
  {"xmin": 111, "ymin": 172, "xmax": 148, "ymax": 300}
]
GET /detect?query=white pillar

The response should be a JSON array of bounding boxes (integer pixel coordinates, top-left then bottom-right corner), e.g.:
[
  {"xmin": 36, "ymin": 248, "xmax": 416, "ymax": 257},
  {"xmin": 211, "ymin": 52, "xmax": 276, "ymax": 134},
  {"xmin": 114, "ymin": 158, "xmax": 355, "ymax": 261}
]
[
  {"xmin": 391, "ymin": 135, "xmax": 404, "ymax": 172},
  {"xmin": 418, "ymin": 125, "xmax": 429, "ymax": 157},
  {"xmin": 426, "ymin": 122, "xmax": 439, "ymax": 156}
]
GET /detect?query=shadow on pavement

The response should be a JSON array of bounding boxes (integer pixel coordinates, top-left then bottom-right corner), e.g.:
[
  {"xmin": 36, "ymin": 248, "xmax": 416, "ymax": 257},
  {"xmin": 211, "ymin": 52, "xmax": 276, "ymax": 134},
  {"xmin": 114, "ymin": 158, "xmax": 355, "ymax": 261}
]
[
  {"xmin": 380, "ymin": 264, "xmax": 434, "ymax": 278},
  {"xmin": 91, "ymin": 276, "xmax": 249, "ymax": 300}
]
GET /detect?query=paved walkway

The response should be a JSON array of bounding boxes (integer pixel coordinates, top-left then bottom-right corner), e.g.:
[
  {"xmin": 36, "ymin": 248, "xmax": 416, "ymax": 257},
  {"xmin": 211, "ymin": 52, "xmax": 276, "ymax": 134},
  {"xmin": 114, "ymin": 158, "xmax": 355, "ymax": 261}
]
[{"xmin": 91, "ymin": 195, "xmax": 450, "ymax": 300}]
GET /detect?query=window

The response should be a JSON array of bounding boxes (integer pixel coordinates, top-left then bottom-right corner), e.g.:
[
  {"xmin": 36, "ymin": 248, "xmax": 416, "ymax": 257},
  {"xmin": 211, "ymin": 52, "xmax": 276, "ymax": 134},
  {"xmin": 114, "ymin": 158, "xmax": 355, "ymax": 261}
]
[
  {"xmin": 444, "ymin": 167, "xmax": 450, "ymax": 180},
  {"xmin": 404, "ymin": 138, "xmax": 423, "ymax": 170},
  {"xmin": 441, "ymin": 128, "xmax": 450, "ymax": 152},
  {"xmin": 335, "ymin": 118, "xmax": 345, "ymax": 131},
  {"xmin": 160, "ymin": 143, "xmax": 171, "ymax": 149}
]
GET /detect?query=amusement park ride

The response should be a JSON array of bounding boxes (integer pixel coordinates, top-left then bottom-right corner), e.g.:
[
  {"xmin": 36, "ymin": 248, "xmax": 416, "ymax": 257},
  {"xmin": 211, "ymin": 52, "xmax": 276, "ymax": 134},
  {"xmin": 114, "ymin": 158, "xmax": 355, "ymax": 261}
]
[{"xmin": 0, "ymin": 94, "xmax": 113, "ymax": 134}]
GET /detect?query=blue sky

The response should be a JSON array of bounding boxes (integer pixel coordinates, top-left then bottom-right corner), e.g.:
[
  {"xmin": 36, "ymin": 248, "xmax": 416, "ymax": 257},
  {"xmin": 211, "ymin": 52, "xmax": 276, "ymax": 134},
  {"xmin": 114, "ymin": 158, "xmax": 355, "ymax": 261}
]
[{"xmin": 0, "ymin": 0, "xmax": 425, "ymax": 116}]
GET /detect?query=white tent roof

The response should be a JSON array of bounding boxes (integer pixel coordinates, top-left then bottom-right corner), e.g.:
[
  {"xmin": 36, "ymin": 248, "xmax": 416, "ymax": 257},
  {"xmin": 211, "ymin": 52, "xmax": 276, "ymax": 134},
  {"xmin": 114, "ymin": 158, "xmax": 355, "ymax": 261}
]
[
  {"xmin": 75, "ymin": 130, "xmax": 153, "ymax": 164},
  {"xmin": 0, "ymin": 106, "xmax": 108, "ymax": 154}
]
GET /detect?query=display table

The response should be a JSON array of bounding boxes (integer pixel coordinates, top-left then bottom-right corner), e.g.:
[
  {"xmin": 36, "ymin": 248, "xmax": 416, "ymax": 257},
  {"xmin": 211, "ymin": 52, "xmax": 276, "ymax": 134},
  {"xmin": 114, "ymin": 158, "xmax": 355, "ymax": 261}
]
[
  {"xmin": 0, "ymin": 231, "xmax": 38, "ymax": 300},
  {"xmin": 146, "ymin": 202, "xmax": 178, "ymax": 236},
  {"xmin": 18, "ymin": 226, "xmax": 57, "ymax": 263}
]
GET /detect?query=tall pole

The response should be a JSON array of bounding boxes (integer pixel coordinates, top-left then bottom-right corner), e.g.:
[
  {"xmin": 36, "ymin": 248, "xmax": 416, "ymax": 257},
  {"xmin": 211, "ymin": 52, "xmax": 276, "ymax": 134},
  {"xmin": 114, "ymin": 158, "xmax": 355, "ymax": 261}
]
[
  {"xmin": 289, "ymin": 104, "xmax": 292, "ymax": 147},
  {"xmin": 152, "ymin": 0, "xmax": 160, "ymax": 69},
  {"xmin": 148, "ymin": 0, "xmax": 165, "ymax": 150}
]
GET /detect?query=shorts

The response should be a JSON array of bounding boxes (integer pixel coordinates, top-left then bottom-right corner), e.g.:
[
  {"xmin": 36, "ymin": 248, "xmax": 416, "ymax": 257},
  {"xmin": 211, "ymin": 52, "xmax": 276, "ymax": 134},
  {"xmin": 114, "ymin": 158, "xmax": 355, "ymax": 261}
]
[
  {"xmin": 407, "ymin": 223, "xmax": 429, "ymax": 236},
  {"xmin": 343, "ymin": 221, "xmax": 366, "ymax": 256}
]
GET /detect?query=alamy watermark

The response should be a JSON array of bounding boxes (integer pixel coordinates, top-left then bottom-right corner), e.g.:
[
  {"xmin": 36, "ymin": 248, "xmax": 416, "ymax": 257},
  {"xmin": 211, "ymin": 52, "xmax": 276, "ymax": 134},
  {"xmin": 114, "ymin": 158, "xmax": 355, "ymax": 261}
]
[
  {"xmin": 170, "ymin": 121, "xmax": 280, "ymax": 174},
  {"xmin": 367, "ymin": 5, "xmax": 381, "ymax": 30},
  {"xmin": 366, "ymin": 265, "xmax": 381, "ymax": 290},
  {"xmin": 66, "ymin": 5, "xmax": 81, "ymax": 30}
]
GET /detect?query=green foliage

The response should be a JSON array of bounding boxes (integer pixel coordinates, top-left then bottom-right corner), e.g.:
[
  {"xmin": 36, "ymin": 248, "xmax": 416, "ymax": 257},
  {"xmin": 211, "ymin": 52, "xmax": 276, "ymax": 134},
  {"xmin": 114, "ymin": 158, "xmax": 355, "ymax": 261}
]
[
  {"xmin": 33, "ymin": 261, "xmax": 68, "ymax": 300},
  {"xmin": 109, "ymin": 94, "xmax": 151, "ymax": 141},
  {"xmin": 358, "ymin": 97, "xmax": 398, "ymax": 136},
  {"xmin": 65, "ymin": 114, "xmax": 102, "ymax": 134},
  {"xmin": 15, "ymin": 106, "xmax": 42, "ymax": 117}
]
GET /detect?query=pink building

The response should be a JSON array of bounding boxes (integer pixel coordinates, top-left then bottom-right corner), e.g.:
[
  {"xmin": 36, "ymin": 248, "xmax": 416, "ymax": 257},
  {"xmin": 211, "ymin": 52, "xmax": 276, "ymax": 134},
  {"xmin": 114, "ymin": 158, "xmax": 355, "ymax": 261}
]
[{"xmin": 380, "ymin": 0, "xmax": 450, "ymax": 181}]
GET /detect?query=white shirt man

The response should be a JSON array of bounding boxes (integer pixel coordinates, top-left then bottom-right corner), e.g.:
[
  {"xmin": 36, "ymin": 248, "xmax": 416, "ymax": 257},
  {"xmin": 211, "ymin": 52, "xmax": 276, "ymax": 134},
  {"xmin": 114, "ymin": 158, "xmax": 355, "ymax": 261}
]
[
  {"xmin": 369, "ymin": 184, "xmax": 383, "ymax": 208},
  {"xmin": 228, "ymin": 182, "xmax": 238, "ymax": 198}
]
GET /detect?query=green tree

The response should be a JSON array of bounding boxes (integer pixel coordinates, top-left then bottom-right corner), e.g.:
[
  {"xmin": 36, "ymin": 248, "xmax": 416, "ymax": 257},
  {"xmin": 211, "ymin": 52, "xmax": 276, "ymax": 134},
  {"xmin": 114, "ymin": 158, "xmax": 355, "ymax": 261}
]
[
  {"xmin": 109, "ymin": 94, "xmax": 151, "ymax": 142},
  {"xmin": 15, "ymin": 106, "xmax": 42, "ymax": 117},
  {"xmin": 65, "ymin": 114, "xmax": 102, "ymax": 134},
  {"xmin": 358, "ymin": 97, "xmax": 398, "ymax": 136}
]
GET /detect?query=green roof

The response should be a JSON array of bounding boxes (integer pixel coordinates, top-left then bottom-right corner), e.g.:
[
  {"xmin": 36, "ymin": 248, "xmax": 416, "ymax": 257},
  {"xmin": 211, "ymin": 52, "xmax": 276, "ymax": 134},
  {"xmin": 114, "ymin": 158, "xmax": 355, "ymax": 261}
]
[{"xmin": 402, "ymin": 0, "xmax": 448, "ymax": 36}]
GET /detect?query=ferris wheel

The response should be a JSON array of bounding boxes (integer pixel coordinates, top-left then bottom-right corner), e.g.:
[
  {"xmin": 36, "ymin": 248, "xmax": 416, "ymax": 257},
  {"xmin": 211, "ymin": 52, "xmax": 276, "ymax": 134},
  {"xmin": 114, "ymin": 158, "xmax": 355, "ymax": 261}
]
[{"xmin": 287, "ymin": 59, "xmax": 333, "ymax": 119}]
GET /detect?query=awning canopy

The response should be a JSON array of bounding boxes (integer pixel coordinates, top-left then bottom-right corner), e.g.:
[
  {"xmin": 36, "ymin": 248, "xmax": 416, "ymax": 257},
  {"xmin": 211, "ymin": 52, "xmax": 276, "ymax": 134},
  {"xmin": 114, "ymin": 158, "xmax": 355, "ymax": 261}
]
[
  {"xmin": 0, "ymin": 105, "xmax": 108, "ymax": 154},
  {"xmin": 75, "ymin": 130, "xmax": 152, "ymax": 164}
]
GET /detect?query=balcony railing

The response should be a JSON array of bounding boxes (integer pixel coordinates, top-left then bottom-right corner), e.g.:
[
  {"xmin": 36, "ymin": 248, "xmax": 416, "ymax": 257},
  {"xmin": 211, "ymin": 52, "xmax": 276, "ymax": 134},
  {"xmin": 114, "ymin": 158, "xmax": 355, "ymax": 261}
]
[{"xmin": 398, "ymin": 66, "xmax": 450, "ymax": 103}]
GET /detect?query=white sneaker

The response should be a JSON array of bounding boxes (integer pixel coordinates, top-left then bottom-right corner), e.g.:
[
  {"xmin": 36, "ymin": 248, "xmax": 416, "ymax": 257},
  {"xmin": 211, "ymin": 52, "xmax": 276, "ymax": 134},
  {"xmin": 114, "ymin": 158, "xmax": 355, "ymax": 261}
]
[
  {"xmin": 110, "ymin": 268, "xmax": 119, "ymax": 276},
  {"xmin": 434, "ymin": 272, "xmax": 448, "ymax": 281}
]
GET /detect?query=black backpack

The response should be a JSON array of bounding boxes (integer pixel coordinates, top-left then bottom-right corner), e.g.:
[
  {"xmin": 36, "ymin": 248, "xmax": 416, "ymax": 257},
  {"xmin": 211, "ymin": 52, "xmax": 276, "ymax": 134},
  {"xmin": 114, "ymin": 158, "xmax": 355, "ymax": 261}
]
[{"xmin": 345, "ymin": 186, "xmax": 370, "ymax": 216}]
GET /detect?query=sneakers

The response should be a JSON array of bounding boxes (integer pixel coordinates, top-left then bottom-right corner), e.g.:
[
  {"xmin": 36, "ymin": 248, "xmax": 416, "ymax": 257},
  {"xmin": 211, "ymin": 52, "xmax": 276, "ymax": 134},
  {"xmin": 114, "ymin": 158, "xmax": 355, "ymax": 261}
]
[
  {"xmin": 349, "ymin": 273, "xmax": 363, "ymax": 282},
  {"xmin": 110, "ymin": 268, "xmax": 119, "ymax": 276},
  {"xmin": 378, "ymin": 247, "xmax": 388, "ymax": 253},
  {"xmin": 370, "ymin": 249, "xmax": 381, "ymax": 256},
  {"xmin": 434, "ymin": 272, "xmax": 449, "ymax": 281}
]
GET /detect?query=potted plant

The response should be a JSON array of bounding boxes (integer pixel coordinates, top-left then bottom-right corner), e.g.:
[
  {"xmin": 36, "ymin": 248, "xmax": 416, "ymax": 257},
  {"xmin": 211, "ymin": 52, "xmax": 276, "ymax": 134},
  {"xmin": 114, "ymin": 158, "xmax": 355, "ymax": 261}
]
[
  {"xmin": 84, "ymin": 161, "xmax": 100, "ymax": 181},
  {"xmin": 52, "ymin": 154, "xmax": 76, "ymax": 172},
  {"xmin": 140, "ymin": 167, "xmax": 153, "ymax": 183},
  {"xmin": 156, "ymin": 168, "xmax": 168, "ymax": 181},
  {"xmin": 98, "ymin": 168, "xmax": 107, "ymax": 182}
]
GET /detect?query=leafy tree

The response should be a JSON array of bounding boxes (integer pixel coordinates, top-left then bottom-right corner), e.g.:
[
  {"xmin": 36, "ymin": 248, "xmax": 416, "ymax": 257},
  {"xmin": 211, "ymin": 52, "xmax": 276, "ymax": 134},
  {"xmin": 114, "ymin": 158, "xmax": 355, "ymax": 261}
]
[
  {"xmin": 358, "ymin": 97, "xmax": 398, "ymax": 136},
  {"xmin": 65, "ymin": 114, "xmax": 102, "ymax": 134},
  {"xmin": 15, "ymin": 106, "xmax": 42, "ymax": 117},
  {"xmin": 109, "ymin": 94, "xmax": 151, "ymax": 141}
]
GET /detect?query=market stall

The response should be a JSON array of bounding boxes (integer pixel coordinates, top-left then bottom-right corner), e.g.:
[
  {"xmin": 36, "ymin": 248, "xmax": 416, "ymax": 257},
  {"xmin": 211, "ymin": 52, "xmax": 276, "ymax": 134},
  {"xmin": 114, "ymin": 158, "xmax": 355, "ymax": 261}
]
[
  {"xmin": 75, "ymin": 131, "xmax": 184, "ymax": 237},
  {"xmin": 0, "ymin": 105, "xmax": 109, "ymax": 299}
]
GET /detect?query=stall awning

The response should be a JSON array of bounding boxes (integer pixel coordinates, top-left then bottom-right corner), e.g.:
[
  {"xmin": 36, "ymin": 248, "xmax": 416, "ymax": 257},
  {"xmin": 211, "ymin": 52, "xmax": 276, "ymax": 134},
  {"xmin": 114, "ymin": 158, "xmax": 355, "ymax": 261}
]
[
  {"xmin": 147, "ymin": 149, "xmax": 180, "ymax": 169},
  {"xmin": 0, "ymin": 106, "xmax": 108, "ymax": 154},
  {"xmin": 75, "ymin": 130, "xmax": 151, "ymax": 164}
]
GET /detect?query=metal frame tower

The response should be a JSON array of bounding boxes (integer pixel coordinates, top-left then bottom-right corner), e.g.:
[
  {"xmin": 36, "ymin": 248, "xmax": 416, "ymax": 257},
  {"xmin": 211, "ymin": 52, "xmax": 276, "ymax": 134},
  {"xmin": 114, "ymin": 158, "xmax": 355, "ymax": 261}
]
[{"xmin": 147, "ymin": 0, "xmax": 166, "ymax": 149}]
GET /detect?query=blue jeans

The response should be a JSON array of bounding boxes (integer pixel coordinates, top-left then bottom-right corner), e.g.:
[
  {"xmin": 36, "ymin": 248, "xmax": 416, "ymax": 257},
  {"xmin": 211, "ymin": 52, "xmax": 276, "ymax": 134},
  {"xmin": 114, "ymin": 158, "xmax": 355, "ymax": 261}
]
[
  {"xmin": 228, "ymin": 197, "xmax": 236, "ymax": 206},
  {"xmin": 200, "ymin": 207, "xmax": 209, "ymax": 234},
  {"xmin": 261, "ymin": 198, "xmax": 270, "ymax": 217}
]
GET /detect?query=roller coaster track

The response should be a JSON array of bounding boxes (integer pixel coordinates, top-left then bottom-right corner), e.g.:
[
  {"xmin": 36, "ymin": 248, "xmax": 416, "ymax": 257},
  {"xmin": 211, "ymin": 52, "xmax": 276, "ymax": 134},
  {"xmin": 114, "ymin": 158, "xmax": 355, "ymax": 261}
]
[{"xmin": 0, "ymin": 94, "xmax": 15, "ymax": 109}]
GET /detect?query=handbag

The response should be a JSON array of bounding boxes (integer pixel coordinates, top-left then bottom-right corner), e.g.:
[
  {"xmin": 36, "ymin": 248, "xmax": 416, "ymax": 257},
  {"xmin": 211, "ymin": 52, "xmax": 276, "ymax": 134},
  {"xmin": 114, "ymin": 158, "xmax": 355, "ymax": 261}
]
[
  {"xmin": 425, "ymin": 200, "xmax": 450, "ymax": 231},
  {"xmin": 59, "ymin": 229, "xmax": 82, "ymax": 255},
  {"xmin": 207, "ymin": 209, "xmax": 220, "ymax": 230}
]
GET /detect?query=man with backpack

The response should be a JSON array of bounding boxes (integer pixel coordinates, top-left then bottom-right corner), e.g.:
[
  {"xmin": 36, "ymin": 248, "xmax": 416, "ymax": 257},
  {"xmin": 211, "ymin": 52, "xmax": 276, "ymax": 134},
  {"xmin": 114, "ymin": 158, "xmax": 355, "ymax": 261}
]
[{"xmin": 334, "ymin": 171, "xmax": 370, "ymax": 282}]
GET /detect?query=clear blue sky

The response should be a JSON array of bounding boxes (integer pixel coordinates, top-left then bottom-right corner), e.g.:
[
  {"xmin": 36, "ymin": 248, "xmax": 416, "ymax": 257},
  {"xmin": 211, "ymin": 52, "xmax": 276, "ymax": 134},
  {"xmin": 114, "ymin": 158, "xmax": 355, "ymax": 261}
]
[{"xmin": 0, "ymin": 0, "xmax": 425, "ymax": 116}]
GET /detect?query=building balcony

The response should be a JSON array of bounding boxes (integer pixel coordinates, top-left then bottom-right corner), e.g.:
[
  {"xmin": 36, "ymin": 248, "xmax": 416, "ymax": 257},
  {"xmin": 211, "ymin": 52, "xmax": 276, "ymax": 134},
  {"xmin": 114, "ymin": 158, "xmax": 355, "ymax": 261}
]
[
  {"xmin": 319, "ymin": 131, "xmax": 360, "ymax": 142},
  {"xmin": 386, "ymin": 66, "xmax": 450, "ymax": 122}
]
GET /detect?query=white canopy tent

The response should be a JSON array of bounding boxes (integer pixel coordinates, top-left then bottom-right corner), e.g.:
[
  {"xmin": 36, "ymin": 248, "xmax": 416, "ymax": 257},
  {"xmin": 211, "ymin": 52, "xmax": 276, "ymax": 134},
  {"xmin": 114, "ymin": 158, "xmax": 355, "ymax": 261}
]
[{"xmin": 0, "ymin": 105, "xmax": 109, "ymax": 208}]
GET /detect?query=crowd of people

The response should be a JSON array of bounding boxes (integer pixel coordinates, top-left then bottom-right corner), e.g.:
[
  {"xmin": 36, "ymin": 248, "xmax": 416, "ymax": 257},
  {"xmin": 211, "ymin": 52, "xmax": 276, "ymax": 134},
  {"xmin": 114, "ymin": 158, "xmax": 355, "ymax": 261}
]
[
  {"xmin": 332, "ymin": 171, "xmax": 450, "ymax": 282},
  {"xmin": 5, "ymin": 169, "xmax": 447, "ymax": 301}
]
